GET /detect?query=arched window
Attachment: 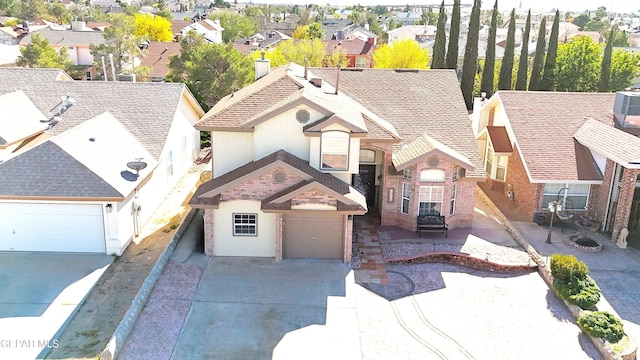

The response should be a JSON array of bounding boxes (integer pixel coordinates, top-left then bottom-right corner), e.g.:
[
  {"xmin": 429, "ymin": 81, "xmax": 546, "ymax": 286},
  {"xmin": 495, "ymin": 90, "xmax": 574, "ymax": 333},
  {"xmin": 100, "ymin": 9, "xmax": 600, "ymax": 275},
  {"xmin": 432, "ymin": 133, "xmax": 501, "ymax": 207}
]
[
  {"xmin": 420, "ymin": 169, "xmax": 445, "ymax": 182},
  {"xmin": 321, "ymin": 131, "xmax": 349, "ymax": 170}
]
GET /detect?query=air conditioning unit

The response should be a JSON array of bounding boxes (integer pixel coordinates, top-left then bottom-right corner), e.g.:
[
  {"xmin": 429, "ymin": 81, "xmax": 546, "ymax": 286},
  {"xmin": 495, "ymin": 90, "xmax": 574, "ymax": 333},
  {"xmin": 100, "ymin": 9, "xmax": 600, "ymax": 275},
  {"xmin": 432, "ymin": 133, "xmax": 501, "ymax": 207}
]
[
  {"xmin": 614, "ymin": 92, "xmax": 640, "ymax": 128},
  {"xmin": 118, "ymin": 73, "xmax": 136, "ymax": 82}
]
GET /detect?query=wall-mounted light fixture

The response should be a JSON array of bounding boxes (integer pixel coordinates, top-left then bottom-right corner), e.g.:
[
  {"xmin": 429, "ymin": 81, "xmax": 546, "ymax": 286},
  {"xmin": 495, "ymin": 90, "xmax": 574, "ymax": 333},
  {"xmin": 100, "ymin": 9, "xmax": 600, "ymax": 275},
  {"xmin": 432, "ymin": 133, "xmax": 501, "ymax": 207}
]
[
  {"xmin": 106, "ymin": 203, "xmax": 113, "ymax": 213},
  {"xmin": 388, "ymin": 188, "xmax": 394, "ymax": 202}
]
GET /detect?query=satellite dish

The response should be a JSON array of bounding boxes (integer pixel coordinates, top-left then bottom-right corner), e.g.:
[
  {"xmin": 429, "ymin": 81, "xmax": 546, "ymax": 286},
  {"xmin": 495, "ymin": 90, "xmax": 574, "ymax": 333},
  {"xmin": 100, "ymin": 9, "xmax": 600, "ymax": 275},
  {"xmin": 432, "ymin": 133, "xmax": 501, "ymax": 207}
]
[{"xmin": 127, "ymin": 159, "xmax": 147, "ymax": 174}]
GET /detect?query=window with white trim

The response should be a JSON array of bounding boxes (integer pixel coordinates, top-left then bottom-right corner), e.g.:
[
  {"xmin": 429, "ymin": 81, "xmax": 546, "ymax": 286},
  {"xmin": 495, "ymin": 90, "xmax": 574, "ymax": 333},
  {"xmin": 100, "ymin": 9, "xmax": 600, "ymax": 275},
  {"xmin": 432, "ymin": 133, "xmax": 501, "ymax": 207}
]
[
  {"xmin": 166, "ymin": 151, "xmax": 173, "ymax": 178},
  {"xmin": 420, "ymin": 169, "xmax": 445, "ymax": 182},
  {"xmin": 449, "ymin": 183, "xmax": 457, "ymax": 215},
  {"xmin": 233, "ymin": 213, "xmax": 257, "ymax": 236},
  {"xmin": 321, "ymin": 131, "xmax": 349, "ymax": 170},
  {"xmin": 181, "ymin": 136, "xmax": 187, "ymax": 163},
  {"xmin": 419, "ymin": 186, "xmax": 444, "ymax": 216},
  {"xmin": 484, "ymin": 145, "xmax": 508, "ymax": 181},
  {"xmin": 359, "ymin": 149, "xmax": 376, "ymax": 163},
  {"xmin": 542, "ymin": 183, "xmax": 590, "ymax": 210},
  {"xmin": 403, "ymin": 167, "xmax": 412, "ymax": 180},
  {"xmin": 401, "ymin": 182, "xmax": 410, "ymax": 214}
]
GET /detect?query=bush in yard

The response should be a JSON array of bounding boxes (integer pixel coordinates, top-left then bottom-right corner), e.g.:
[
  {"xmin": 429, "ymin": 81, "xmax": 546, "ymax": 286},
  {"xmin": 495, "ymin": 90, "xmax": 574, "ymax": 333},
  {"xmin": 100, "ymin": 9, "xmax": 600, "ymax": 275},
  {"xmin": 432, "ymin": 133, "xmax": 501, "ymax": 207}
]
[
  {"xmin": 551, "ymin": 254, "xmax": 601, "ymax": 309},
  {"xmin": 550, "ymin": 254, "xmax": 589, "ymax": 280},
  {"xmin": 578, "ymin": 311, "xmax": 625, "ymax": 343}
]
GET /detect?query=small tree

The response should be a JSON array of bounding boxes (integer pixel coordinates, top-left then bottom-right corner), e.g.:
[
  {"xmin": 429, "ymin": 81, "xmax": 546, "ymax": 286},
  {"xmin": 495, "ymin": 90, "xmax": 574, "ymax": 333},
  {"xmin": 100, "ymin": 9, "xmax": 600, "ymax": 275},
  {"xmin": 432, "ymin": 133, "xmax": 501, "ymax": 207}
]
[
  {"xmin": 430, "ymin": 1, "xmax": 447, "ymax": 69},
  {"xmin": 210, "ymin": 12, "xmax": 258, "ymax": 43},
  {"xmin": 540, "ymin": 10, "xmax": 560, "ymax": 91},
  {"xmin": 445, "ymin": 0, "xmax": 461, "ymax": 70},
  {"xmin": 134, "ymin": 13, "xmax": 173, "ymax": 42},
  {"xmin": 373, "ymin": 39, "xmax": 430, "ymax": 69},
  {"xmin": 514, "ymin": 10, "xmax": 531, "ymax": 90},
  {"xmin": 460, "ymin": 0, "xmax": 481, "ymax": 110},
  {"xmin": 528, "ymin": 16, "xmax": 546, "ymax": 91},
  {"xmin": 480, "ymin": 0, "xmax": 498, "ymax": 97},
  {"xmin": 498, "ymin": 8, "xmax": 516, "ymax": 90},
  {"xmin": 17, "ymin": 33, "xmax": 73, "ymax": 70},
  {"xmin": 609, "ymin": 49, "xmax": 640, "ymax": 92},
  {"xmin": 555, "ymin": 35, "xmax": 601, "ymax": 92},
  {"xmin": 598, "ymin": 27, "xmax": 615, "ymax": 92}
]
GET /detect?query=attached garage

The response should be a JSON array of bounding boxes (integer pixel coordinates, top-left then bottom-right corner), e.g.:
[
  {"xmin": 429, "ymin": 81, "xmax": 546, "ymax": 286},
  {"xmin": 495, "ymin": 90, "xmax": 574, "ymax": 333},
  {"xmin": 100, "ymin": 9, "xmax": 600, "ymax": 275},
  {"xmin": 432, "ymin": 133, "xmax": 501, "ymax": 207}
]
[
  {"xmin": 0, "ymin": 202, "xmax": 105, "ymax": 253},
  {"xmin": 284, "ymin": 211, "xmax": 344, "ymax": 259}
]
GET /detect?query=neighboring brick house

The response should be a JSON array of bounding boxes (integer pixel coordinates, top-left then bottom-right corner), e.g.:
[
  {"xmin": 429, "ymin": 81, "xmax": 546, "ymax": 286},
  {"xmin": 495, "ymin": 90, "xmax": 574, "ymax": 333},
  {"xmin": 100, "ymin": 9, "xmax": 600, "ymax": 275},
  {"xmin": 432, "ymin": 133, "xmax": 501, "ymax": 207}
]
[
  {"xmin": 325, "ymin": 38, "xmax": 374, "ymax": 68},
  {"xmin": 189, "ymin": 62, "xmax": 484, "ymax": 262},
  {"xmin": 472, "ymin": 91, "xmax": 640, "ymax": 247},
  {"xmin": 138, "ymin": 41, "xmax": 181, "ymax": 81}
]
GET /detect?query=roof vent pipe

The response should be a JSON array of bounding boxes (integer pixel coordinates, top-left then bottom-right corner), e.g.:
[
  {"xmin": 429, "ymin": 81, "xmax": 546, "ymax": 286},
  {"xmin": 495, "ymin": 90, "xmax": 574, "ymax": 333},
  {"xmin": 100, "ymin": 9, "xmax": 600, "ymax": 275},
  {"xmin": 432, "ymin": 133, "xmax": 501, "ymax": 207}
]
[
  {"xmin": 304, "ymin": 58, "xmax": 308, "ymax": 79},
  {"xmin": 335, "ymin": 65, "xmax": 341, "ymax": 95}
]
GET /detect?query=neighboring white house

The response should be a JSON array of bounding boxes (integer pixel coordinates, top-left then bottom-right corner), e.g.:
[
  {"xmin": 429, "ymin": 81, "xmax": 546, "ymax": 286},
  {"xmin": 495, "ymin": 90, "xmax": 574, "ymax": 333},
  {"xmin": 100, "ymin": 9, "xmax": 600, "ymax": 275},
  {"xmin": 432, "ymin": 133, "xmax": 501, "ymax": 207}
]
[
  {"xmin": 181, "ymin": 19, "xmax": 224, "ymax": 44},
  {"xmin": 0, "ymin": 68, "xmax": 204, "ymax": 255}
]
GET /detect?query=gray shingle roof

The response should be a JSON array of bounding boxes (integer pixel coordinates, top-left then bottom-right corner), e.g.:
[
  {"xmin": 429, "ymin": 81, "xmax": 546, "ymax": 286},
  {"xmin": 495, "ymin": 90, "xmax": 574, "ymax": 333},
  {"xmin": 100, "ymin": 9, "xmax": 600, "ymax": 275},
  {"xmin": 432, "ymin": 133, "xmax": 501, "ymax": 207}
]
[
  {"xmin": 0, "ymin": 140, "xmax": 122, "ymax": 199},
  {"xmin": 20, "ymin": 28, "xmax": 106, "ymax": 46},
  {"xmin": 0, "ymin": 68, "xmax": 189, "ymax": 159}
]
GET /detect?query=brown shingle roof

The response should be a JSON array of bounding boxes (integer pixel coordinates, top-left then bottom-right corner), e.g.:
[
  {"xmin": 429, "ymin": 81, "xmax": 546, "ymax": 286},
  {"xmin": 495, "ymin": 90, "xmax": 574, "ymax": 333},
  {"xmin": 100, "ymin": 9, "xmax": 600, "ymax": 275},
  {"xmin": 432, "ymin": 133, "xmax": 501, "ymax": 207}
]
[
  {"xmin": 496, "ymin": 91, "xmax": 616, "ymax": 182},
  {"xmin": 139, "ymin": 41, "xmax": 181, "ymax": 78},
  {"xmin": 325, "ymin": 38, "xmax": 374, "ymax": 56},
  {"xmin": 487, "ymin": 126, "xmax": 513, "ymax": 153},
  {"xmin": 189, "ymin": 150, "xmax": 366, "ymax": 211},
  {"xmin": 312, "ymin": 67, "xmax": 484, "ymax": 177}
]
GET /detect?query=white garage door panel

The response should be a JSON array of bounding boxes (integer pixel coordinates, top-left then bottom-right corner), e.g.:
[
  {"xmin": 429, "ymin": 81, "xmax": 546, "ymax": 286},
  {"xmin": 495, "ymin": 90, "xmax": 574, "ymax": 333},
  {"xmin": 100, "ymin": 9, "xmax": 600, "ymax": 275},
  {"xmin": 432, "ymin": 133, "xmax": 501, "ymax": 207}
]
[{"xmin": 0, "ymin": 203, "xmax": 105, "ymax": 253}]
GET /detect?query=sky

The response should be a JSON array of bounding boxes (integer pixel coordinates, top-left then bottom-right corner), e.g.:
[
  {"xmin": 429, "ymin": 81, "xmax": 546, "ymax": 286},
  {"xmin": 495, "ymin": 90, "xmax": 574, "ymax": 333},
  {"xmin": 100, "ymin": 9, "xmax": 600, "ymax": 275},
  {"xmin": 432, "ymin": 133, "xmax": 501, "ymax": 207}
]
[{"xmin": 250, "ymin": 1, "xmax": 640, "ymax": 14}]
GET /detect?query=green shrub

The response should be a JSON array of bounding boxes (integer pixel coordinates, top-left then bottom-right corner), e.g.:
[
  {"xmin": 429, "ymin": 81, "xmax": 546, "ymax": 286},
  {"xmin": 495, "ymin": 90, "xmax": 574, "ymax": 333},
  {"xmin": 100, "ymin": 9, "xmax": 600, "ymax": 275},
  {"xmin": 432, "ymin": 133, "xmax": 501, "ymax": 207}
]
[
  {"xmin": 553, "ymin": 274, "xmax": 601, "ymax": 309},
  {"xmin": 578, "ymin": 311, "xmax": 624, "ymax": 343},
  {"xmin": 550, "ymin": 254, "xmax": 589, "ymax": 281}
]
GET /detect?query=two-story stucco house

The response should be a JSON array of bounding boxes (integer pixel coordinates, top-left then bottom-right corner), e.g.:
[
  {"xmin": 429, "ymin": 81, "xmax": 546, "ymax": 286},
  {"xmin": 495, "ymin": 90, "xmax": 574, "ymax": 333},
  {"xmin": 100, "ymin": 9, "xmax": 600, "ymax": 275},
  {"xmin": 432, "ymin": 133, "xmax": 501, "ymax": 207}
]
[
  {"xmin": 189, "ymin": 61, "xmax": 485, "ymax": 262},
  {"xmin": 472, "ymin": 90, "xmax": 640, "ymax": 248}
]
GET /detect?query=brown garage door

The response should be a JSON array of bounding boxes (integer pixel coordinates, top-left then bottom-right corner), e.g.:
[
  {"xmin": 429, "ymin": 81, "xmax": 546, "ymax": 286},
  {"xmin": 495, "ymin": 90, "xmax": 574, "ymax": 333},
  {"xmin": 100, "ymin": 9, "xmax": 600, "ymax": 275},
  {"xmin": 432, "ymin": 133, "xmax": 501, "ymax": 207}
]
[{"xmin": 284, "ymin": 212, "xmax": 344, "ymax": 259}]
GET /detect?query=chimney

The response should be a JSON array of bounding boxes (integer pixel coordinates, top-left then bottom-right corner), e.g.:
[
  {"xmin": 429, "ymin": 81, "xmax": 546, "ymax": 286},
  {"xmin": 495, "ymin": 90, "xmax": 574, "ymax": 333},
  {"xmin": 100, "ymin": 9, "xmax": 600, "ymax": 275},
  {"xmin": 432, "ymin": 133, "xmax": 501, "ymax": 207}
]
[
  {"xmin": 255, "ymin": 52, "xmax": 270, "ymax": 81},
  {"xmin": 71, "ymin": 21, "xmax": 86, "ymax": 31}
]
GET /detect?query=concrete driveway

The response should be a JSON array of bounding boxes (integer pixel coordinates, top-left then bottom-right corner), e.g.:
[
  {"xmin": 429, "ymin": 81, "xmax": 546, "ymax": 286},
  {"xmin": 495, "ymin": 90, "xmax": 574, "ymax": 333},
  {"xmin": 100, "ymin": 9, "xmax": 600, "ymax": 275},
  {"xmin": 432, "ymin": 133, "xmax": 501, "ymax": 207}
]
[
  {"xmin": 172, "ymin": 258, "xmax": 353, "ymax": 360},
  {"xmin": 0, "ymin": 252, "xmax": 112, "ymax": 359}
]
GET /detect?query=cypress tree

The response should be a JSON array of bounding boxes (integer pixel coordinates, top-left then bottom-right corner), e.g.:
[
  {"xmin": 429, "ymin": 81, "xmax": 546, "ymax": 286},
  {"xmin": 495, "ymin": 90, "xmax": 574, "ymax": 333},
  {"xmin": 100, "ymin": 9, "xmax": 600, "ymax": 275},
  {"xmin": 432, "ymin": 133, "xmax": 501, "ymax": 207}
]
[
  {"xmin": 461, "ymin": 0, "xmax": 481, "ymax": 110},
  {"xmin": 515, "ymin": 10, "xmax": 531, "ymax": 90},
  {"xmin": 528, "ymin": 16, "xmax": 547, "ymax": 90},
  {"xmin": 540, "ymin": 10, "xmax": 560, "ymax": 91},
  {"xmin": 498, "ymin": 8, "xmax": 516, "ymax": 90},
  {"xmin": 431, "ymin": 1, "xmax": 447, "ymax": 69},
  {"xmin": 446, "ymin": 0, "xmax": 461, "ymax": 70},
  {"xmin": 598, "ymin": 27, "xmax": 615, "ymax": 92},
  {"xmin": 480, "ymin": 0, "xmax": 498, "ymax": 97}
]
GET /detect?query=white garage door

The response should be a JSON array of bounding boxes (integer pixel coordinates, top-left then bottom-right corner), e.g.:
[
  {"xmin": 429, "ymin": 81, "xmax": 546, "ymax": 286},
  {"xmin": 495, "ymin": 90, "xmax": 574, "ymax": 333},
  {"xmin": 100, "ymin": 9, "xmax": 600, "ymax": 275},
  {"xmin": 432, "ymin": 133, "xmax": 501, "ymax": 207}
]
[
  {"xmin": 284, "ymin": 212, "xmax": 344, "ymax": 259},
  {"xmin": 0, "ymin": 203, "xmax": 105, "ymax": 253}
]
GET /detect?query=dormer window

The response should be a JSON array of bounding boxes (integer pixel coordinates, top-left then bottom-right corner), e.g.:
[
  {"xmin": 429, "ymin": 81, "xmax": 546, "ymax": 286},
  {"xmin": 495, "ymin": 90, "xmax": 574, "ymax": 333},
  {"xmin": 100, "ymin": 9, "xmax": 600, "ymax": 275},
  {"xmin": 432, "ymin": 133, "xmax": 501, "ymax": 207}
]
[{"xmin": 321, "ymin": 131, "xmax": 349, "ymax": 170}]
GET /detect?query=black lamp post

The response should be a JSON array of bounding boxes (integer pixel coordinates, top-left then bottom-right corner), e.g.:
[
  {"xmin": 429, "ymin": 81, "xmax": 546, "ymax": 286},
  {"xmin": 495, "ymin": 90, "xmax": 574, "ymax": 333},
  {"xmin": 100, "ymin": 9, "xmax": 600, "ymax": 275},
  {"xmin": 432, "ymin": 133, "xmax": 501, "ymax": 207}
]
[{"xmin": 546, "ymin": 187, "xmax": 568, "ymax": 244}]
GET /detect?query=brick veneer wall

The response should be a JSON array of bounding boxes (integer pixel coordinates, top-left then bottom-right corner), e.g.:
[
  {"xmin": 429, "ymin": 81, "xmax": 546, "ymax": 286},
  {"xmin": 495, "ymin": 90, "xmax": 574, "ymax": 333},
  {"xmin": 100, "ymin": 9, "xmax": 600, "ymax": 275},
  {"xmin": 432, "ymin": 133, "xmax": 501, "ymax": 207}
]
[
  {"xmin": 220, "ymin": 167, "xmax": 302, "ymax": 202},
  {"xmin": 504, "ymin": 146, "xmax": 542, "ymax": 221},
  {"xmin": 203, "ymin": 208, "xmax": 214, "ymax": 256},
  {"xmin": 292, "ymin": 189, "xmax": 337, "ymax": 208},
  {"xmin": 380, "ymin": 154, "xmax": 476, "ymax": 231},
  {"xmin": 612, "ymin": 168, "xmax": 640, "ymax": 240}
]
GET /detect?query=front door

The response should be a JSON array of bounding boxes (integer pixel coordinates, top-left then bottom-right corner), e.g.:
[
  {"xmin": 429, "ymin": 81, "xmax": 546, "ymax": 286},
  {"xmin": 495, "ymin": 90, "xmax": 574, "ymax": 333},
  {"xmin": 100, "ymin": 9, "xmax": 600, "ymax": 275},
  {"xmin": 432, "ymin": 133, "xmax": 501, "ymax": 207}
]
[{"xmin": 358, "ymin": 165, "xmax": 377, "ymax": 211}]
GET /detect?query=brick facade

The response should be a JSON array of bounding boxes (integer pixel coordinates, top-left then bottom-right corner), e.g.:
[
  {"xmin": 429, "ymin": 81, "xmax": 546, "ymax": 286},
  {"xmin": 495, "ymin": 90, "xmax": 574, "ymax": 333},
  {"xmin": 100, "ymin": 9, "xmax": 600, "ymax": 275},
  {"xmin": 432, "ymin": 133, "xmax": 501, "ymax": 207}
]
[
  {"xmin": 379, "ymin": 153, "xmax": 477, "ymax": 231},
  {"xmin": 503, "ymin": 146, "xmax": 542, "ymax": 221},
  {"xmin": 612, "ymin": 168, "xmax": 640, "ymax": 240},
  {"xmin": 220, "ymin": 167, "xmax": 302, "ymax": 203},
  {"xmin": 203, "ymin": 208, "xmax": 214, "ymax": 256},
  {"xmin": 292, "ymin": 189, "xmax": 337, "ymax": 208}
]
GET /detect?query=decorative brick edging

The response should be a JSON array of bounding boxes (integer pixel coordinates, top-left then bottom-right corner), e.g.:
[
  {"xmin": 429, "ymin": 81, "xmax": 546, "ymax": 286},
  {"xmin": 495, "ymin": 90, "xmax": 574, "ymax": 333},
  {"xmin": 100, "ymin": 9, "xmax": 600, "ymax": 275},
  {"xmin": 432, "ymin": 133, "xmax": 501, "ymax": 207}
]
[
  {"xmin": 99, "ymin": 208, "xmax": 198, "ymax": 360},
  {"xmin": 475, "ymin": 187, "xmax": 631, "ymax": 360},
  {"xmin": 387, "ymin": 252, "xmax": 537, "ymax": 273}
]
